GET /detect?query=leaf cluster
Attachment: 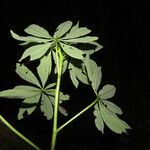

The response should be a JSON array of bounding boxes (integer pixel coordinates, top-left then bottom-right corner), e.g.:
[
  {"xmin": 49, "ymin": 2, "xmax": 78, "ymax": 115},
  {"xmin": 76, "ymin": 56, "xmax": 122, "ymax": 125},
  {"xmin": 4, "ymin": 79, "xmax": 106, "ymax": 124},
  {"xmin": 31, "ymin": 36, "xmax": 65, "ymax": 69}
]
[{"xmin": 0, "ymin": 21, "xmax": 130, "ymax": 134}]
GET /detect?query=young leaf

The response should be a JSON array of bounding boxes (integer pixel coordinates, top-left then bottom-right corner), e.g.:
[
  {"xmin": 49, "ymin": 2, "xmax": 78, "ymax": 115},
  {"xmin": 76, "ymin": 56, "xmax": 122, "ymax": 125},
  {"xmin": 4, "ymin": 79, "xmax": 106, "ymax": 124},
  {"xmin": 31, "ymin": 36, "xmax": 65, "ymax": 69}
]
[
  {"xmin": 59, "ymin": 106, "xmax": 68, "ymax": 116},
  {"xmin": 61, "ymin": 36, "xmax": 98, "ymax": 43},
  {"xmin": 102, "ymin": 100, "xmax": 123, "ymax": 115},
  {"xmin": 37, "ymin": 52, "xmax": 52, "ymax": 87},
  {"xmin": 59, "ymin": 92, "xmax": 70, "ymax": 101},
  {"xmin": 60, "ymin": 43, "xmax": 84, "ymax": 59},
  {"xmin": 24, "ymin": 24, "xmax": 52, "ymax": 38},
  {"xmin": 19, "ymin": 42, "xmax": 52, "ymax": 61},
  {"xmin": 54, "ymin": 21, "xmax": 72, "ymax": 38},
  {"xmin": 100, "ymin": 103, "xmax": 129, "ymax": 134},
  {"xmin": 16, "ymin": 63, "xmax": 41, "ymax": 87},
  {"xmin": 10, "ymin": 30, "xmax": 51, "ymax": 43},
  {"xmin": 18, "ymin": 94, "xmax": 41, "ymax": 120},
  {"xmin": 0, "ymin": 88, "xmax": 39, "ymax": 99},
  {"xmin": 98, "ymin": 85, "xmax": 116, "ymax": 99},
  {"xmin": 41, "ymin": 94, "xmax": 53, "ymax": 120}
]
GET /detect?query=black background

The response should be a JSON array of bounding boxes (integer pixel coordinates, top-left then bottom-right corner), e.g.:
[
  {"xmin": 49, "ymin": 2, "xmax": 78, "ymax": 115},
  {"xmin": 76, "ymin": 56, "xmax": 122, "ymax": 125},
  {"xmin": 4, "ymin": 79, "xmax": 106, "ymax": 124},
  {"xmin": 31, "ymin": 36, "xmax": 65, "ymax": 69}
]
[{"xmin": 0, "ymin": 0, "xmax": 150, "ymax": 150}]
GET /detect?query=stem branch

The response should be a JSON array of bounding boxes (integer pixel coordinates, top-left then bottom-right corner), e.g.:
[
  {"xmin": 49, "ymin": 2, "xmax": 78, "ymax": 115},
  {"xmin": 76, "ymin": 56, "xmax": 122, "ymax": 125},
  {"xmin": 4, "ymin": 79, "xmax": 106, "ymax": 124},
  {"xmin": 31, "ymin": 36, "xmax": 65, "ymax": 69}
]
[
  {"xmin": 57, "ymin": 98, "xmax": 98, "ymax": 132},
  {"xmin": 51, "ymin": 45, "xmax": 63, "ymax": 150},
  {"xmin": 0, "ymin": 115, "xmax": 41, "ymax": 150}
]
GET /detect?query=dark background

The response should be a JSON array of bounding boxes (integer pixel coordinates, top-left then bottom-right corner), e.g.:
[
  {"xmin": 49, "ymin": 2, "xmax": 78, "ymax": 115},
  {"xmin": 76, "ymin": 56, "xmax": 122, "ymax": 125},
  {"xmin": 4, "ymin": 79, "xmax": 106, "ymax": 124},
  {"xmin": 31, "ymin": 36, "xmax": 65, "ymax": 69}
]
[{"xmin": 0, "ymin": 0, "xmax": 150, "ymax": 150}]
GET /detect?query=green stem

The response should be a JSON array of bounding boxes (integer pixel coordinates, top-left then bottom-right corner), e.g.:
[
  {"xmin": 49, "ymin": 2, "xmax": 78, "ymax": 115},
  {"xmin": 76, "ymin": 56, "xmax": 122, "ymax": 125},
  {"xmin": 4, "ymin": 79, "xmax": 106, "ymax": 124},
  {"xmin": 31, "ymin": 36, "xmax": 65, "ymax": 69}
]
[
  {"xmin": 57, "ymin": 98, "xmax": 98, "ymax": 133},
  {"xmin": 51, "ymin": 45, "xmax": 63, "ymax": 150},
  {"xmin": 0, "ymin": 115, "xmax": 41, "ymax": 150}
]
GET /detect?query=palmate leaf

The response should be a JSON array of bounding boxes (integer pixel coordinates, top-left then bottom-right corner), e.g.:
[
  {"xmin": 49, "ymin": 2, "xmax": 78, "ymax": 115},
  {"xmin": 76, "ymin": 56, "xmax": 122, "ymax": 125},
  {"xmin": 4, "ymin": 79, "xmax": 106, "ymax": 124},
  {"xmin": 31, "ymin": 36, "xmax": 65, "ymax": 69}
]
[
  {"xmin": 98, "ymin": 85, "xmax": 116, "ymax": 99},
  {"xmin": 16, "ymin": 63, "xmax": 41, "ymax": 87},
  {"xmin": 10, "ymin": 30, "xmax": 51, "ymax": 43},
  {"xmin": 0, "ymin": 86, "xmax": 40, "ymax": 99},
  {"xmin": 37, "ymin": 52, "xmax": 52, "ymax": 87},
  {"xmin": 41, "ymin": 93, "xmax": 53, "ymax": 120},
  {"xmin": 54, "ymin": 21, "xmax": 72, "ymax": 38},
  {"xmin": 60, "ymin": 42, "xmax": 84, "ymax": 60},
  {"xmin": 18, "ymin": 94, "xmax": 41, "ymax": 120},
  {"xmin": 24, "ymin": 24, "xmax": 52, "ymax": 38},
  {"xmin": 100, "ymin": 103, "xmax": 131, "ymax": 134},
  {"xmin": 19, "ymin": 42, "xmax": 52, "ymax": 61},
  {"xmin": 61, "ymin": 36, "xmax": 98, "ymax": 43}
]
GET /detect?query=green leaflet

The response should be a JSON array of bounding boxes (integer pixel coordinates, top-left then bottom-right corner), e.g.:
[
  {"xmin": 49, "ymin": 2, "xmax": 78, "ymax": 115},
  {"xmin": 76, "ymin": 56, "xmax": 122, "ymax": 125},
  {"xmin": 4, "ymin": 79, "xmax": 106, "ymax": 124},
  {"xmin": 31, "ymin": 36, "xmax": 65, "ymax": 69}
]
[
  {"xmin": 18, "ymin": 94, "xmax": 41, "ymax": 120},
  {"xmin": 94, "ymin": 104, "xmax": 104, "ymax": 133},
  {"xmin": 85, "ymin": 56, "xmax": 102, "ymax": 93},
  {"xmin": 37, "ymin": 52, "xmax": 52, "ymax": 87},
  {"xmin": 95, "ymin": 113, "xmax": 104, "ymax": 133},
  {"xmin": 61, "ymin": 36, "xmax": 98, "ymax": 43},
  {"xmin": 98, "ymin": 85, "xmax": 116, "ymax": 99},
  {"xmin": 59, "ymin": 92, "xmax": 70, "ymax": 101},
  {"xmin": 100, "ymin": 103, "xmax": 130, "ymax": 134},
  {"xmin": 102, "ymin": 100, "xmax": 123, "ymax": 115},
  {"xmin": 24, "ymin": 24, "xmax": 52, "ymax": 38},
  {"xmin": 14, "ymin": 85, "xmax": 40, "ymax": 91},
  {"xmin": 16, "ymin": 63, "xmax": 41, "ymax": 87},
  {"xmin": 82, "ymin": 42, "xmax": 103, "ymax": 55},
  {"xmin": 54, "ymin": 21, "xmax": 72, "ymax": 38},
  {"xmin": 62, "ymin": 27, "xmax": 91, "ymax": 39},
  {"xmin": 45, "ymin": 83, "xmax": 56, "ymax": 90},
  {"xmin": 59, "ymin": 106, "xmax": 68, "ymax": 116},
  {"xmin": 41, "ymin": 93, "xmax": 53, "ymax": 120},
  {"xmin": 91, "ymin": 66, "xmax": 102, "ymax": 94},
  {"xmin": 69, "ymin": 69, "xmax": 79, "ymax": 88},
  {"xmin": 0, "ymin": 88, "xmax": 39, "ymax": 99},
  {"xmin": 19, "ymin": 42, "xmax": 52, "ymax": 61},
  {"xmin": 60, "ymin": 43, "xmax": 84, "ymax": 59},
  {"xmin": 68, "ymin": 63, "xmax": 79, "ymax": 88},
  {"xmin": 53, "ymin": 58, "xmax": 68, "ymax": 75},
  {"xmin": 69, "ymin": 62, "xmax": 89, "ymax": 85},
  {"xmin": 45, "ymin": 89, "xmax": 70, "ymax": 101},
  {"xmin": 85, "ymin": 56, "xmax": 97, "ymax": 81},
  {"xmin": 10, "ymin": 30, "xmax": 51, "ymax": 43}
]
